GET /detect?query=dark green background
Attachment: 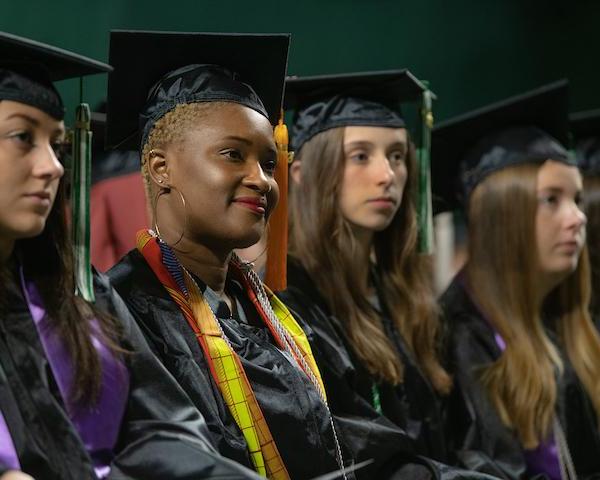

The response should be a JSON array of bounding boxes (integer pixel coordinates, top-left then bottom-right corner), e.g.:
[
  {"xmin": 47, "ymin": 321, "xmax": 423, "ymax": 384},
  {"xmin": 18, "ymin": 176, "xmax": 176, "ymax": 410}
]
[{"xmin": 2, "ymin": 0, "xmax": 598, "ymax": 125}]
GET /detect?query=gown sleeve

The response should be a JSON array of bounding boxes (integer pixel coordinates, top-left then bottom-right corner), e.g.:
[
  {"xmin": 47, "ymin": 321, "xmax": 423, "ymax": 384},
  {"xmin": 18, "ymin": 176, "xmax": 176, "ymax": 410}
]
[{"xmin": 93, "ymin": 273, "xmax": 261, "ymax": 480}]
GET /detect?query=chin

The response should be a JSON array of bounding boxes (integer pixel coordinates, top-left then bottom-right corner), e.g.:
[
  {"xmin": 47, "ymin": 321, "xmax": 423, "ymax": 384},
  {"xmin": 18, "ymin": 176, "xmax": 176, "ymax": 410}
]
[
  {"xmin": 13, "ymin": 218, "xmax": 47, "ymax": 240},
  {"xmin": 358, "ymin": 218, "xmax": 395, "ymax": 232},
  {"xmin": 233, "ymin": 230, "xmax": 263, "ymax": 250},
  {"xmin": 548, "ymin": 263, "xmax": 579, "ymax": 284}
]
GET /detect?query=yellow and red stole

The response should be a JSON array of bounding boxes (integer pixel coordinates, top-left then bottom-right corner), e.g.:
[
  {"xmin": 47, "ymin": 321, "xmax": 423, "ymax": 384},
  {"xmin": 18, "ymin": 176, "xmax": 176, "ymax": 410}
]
[{"xmin": 136, "ymin": 230, "xmax": 326, "ymax": 479}]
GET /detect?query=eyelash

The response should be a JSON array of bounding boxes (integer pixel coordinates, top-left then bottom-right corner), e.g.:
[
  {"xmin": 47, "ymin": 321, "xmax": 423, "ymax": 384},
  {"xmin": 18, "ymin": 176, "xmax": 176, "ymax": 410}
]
[
  {"xmin": 221, "ymin": 149, "xmax": 243, "ymax": 161},
  {"xmin": 262, "ymin": 159, "xmax": 277, "ymax": 174},
  {"xmin": 348, "ymin": 151, "xmax": 405, "ymax": 164},
  {"xmin": 9, "ymin": 130, "xmax": 35, "ymax": 147},
  {"xmin": 221, "ymin": 149, "xmax": 277, "ymax": 175},
  {"xmin": 539, "ymin": 194, "xmax": 558, "ymax": 205}
]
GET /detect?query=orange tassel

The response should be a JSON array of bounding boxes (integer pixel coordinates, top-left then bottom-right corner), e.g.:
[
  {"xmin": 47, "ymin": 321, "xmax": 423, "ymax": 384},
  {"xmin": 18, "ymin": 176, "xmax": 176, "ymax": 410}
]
[{"xmin": 264, "ymin": 110, "xmax": 289, "ymax": 291}]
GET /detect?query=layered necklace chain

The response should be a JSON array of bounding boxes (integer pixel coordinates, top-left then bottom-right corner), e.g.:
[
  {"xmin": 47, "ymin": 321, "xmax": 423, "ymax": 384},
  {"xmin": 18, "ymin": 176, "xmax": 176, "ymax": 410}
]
[{"xmin": 232, "ymin": 254, "xmax": 348, "ymax": 479}]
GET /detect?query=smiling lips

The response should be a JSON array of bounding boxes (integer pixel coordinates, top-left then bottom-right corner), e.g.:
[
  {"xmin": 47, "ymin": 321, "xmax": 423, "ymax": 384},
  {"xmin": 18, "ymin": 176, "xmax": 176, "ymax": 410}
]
[{"xmin": 233, "ymin": 196, "xmax": 267, "ymax": 215}]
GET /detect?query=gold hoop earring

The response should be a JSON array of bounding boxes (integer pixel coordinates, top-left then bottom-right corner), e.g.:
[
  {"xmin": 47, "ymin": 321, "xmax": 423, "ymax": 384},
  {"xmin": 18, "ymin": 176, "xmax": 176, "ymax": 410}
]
[
  {"xmin": 245, "ymin": 222, "xmax": 270, "ymax": 266},
  {"xmin": 152, "ymin": 186, "xmax": 187, "ymax": 247}
]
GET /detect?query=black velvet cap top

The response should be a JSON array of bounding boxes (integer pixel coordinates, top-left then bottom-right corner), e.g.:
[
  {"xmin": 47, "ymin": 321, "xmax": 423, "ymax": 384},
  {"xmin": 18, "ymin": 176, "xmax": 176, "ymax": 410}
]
[
  {"xmin": 0, "ymin": 31, "xmax": 112, "ymax": 120},
  {"xmin": 105, "ymin": 30, "xmax": 290, "ymax": 150},
  {"xmin": 570, "ymin": 109, "xmax": 600, "ymax": 176},
  {"xmin": 431, "ymin": 79, "xmax": 573, "ymax": 213},
  {"xmin": 285, "ymin": 70, "xmax": 428, "ymax": 151}
]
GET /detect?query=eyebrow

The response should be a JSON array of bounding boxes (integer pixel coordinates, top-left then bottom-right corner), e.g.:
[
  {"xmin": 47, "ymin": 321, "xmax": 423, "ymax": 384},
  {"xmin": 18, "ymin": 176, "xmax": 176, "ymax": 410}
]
[
  {"xmin": 4, "ymin": 112, "xmax": 64, "ymax": 137},
  {"xmin": 538, "ymin": 186, "xmax": 582, "ymax": 194},
  {"xmin": 223, "ymin": 135, "xmax": 253, "ymax": 145},
  {"xmin": 344, "ymin": 140, "xmax": 407, "ymax": 150},
  {"xmin": 5, "ymin": 112, "xmax": 40, "ymax": 126}
]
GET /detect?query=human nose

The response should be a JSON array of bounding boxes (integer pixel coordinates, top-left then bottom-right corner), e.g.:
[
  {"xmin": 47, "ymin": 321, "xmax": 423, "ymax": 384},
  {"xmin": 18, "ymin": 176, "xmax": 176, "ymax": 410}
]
[
  {"xmin": 243, "ymin": 159, "xmax": 271, "ymax": 194},
  {"xmin": 371, "ymin": 151, "xmax": 395, "ymax": 186},
  {"xmin": 566, "ymin": 201, "xmax": 587, "ymax": 231},
  {"xmin": 33, "ymin": 141, "xmax": 64, "ymax": 182}
]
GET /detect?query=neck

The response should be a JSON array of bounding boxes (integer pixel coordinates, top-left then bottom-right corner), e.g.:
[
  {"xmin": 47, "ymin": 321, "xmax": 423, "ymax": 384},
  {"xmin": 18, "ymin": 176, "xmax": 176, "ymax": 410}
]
[
  {"xmin": 0, "ymin": 237, "xmax": 15, "ymax": 264},
  {"xmin": 350, "ymin": 224, "xmax": 374, "ymax": 289},
  {"xmin": 535, "ymin": 271, "xmax": 563, "ymax": 308},
  {"xmin": 170, "ymin": 235, "xmax": 232, "ymax": 296}
]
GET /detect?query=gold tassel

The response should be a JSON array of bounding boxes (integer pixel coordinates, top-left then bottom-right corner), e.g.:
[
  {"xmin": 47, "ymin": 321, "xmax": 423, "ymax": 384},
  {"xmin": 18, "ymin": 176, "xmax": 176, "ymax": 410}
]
[{"xmin": 264, "ymin": 110, "xmax": 290, "ymax": 291}]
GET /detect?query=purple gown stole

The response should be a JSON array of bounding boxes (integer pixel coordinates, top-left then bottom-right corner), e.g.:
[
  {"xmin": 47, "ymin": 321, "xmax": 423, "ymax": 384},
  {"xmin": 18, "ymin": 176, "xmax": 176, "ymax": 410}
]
[{"xmin": 12, "ymin": 270, "xmax": 130, "ymax": 478}]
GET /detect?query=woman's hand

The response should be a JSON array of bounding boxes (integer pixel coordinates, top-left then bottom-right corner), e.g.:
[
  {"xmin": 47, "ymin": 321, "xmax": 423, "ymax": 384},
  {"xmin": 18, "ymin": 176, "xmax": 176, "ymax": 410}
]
[{"xmin": 1, "ymin": 472, "xmax": 34, "ymax": 480}]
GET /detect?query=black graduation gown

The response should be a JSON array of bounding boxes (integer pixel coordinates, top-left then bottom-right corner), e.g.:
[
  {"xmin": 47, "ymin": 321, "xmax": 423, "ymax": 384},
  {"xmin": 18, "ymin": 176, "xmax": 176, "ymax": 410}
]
[
  {"xmin": 279, "ymin": 258, "xmax": 492, "ymax": 480},
  {"xmin": 0, "ymin": 268, "xmax": 259, "ymax": 480},
  {"xmin": 440, "ymin": 276, "xmax": 600, "ymax": 480},
  {"xmin": 108, "ymin": 249, "xmax": 342, "ymax": 480}
]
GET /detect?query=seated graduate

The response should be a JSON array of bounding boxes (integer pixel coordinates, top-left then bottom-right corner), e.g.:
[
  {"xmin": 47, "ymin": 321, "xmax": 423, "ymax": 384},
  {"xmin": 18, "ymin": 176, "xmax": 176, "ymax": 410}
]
[
  {"xmin": 0, "ymin": 31, "xmax": 261, "ymax": 480},
  {"xmin": 434, "ymin": 81, "xmax": 600, "ymax": 479},
  {"xmin": 278, "ymin": 71, "xmax": 493, "ymax": 479},
  {"xmin": 105, "ymin": 30, "xmax": 354, "ymax": 479},
  {"xmin": 570, "ymin": 110, "xmax": 600, "ymax": 322}
]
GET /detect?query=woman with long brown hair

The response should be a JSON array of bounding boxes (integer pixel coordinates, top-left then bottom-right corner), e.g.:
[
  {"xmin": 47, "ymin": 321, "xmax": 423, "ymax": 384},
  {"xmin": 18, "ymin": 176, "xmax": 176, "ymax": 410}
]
[
  {"xmin": 279, "ymin": 71, "xmax": 457, "ymax": 474},
  {"xmin": 0, "ymin": 31, "xmax": 260, "ymax": 480},
  {"xmin": 436, "ymin": 81, "xmax": 600, "ymax": 479}
]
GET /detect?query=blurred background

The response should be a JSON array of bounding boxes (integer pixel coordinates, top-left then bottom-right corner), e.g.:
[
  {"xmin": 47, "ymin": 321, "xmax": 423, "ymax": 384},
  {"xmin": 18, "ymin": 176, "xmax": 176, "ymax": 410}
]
[{"xmin": 2, "ymin": 0, "xmax": 599, "ymax": 123}]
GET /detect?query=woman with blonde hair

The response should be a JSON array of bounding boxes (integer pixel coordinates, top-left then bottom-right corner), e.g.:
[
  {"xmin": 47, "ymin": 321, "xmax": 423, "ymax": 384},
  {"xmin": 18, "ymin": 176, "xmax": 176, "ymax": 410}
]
[{"xmin": 435, "ymin": 81, "xmax": 600, "ymax": 479}]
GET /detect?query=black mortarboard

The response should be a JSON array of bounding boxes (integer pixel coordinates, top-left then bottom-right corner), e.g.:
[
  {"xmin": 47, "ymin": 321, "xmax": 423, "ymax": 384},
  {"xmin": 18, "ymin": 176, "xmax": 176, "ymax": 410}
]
[
  {"xmin": 0, "ymin": 31, "xmax": 111, "ymax": 120},
  {"xmin": 570, "ymin": 109, "xmax": 600, "ymax": 176},
  {"xmin": 105, "ymin": 30, "xmax": 290, "ymax": 150},
  {"xmin": 431, "ymin": 80, "xmax": 573, "ymax": 213},
  {"xmin": 285, "ymin": 70, "xmax": 429, "ymax": 151}
]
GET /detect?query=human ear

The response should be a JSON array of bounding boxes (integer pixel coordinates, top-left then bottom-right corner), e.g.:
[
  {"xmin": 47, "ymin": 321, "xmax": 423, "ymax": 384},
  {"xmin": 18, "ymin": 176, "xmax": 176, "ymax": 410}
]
[
  {"xmin": 147, "ymin": 148, "xmax": 170, "ymax": 187},
  {"xmin": 290, "ymin": 160, "xmax": 302, "ymax": 185}
]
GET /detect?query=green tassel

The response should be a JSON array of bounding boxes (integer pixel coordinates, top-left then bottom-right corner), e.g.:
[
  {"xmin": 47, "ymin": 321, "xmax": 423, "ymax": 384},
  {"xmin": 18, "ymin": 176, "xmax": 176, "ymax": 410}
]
[
  {"xmin": 417, "ymin": 89, "xmax": 434, "ymax": 254},
  {"xmin": 371, "ymin": 382, "xmax": 382, "ymax": 415},
  {"xmin": 71, "ymin": 103, "xmax": 95, "ymax": 302}
]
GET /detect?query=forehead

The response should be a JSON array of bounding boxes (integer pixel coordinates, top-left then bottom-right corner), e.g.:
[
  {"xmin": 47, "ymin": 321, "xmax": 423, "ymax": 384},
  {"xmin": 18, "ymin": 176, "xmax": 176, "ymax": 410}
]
[
  {"xmin": 0, "ymin": 100, "xmax": 64, "ymax": 130},
  {"xmin": 343, "ymin": 125, "xmax": 407, "ymax": 144},
  {"xmin": 537, "ymin": 160, "xmax": 582, "ymax": 190}
]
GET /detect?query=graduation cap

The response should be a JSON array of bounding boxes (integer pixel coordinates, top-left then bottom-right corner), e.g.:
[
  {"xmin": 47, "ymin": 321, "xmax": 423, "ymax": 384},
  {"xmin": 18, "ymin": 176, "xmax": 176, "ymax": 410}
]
[
  {"xmin": 431, "ymin": 79, "xmax": 573, "ymax": 213},
  {"xmin": 0, "ymin": 30, "xmax": 111, "ymax": 120},
  {"xmin": 570, "ymin": 109, "xmax": 600, "ymax": 176},
  {"xmin": 284, "ymin": 70, "xmax": 429, "ymax": 151},
  {"xmin": 105, "ymin": 30, "xmax": 290, "ymax": 150}
]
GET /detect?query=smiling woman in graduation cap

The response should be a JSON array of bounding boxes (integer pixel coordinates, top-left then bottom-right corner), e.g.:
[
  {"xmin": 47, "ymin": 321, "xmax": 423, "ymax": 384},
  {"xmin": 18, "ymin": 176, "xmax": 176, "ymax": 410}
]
[
  {"xmin": 0, "ymin": 31, "xmax": 262, "ymax": 480},
  {"xmin": 105, "ymin": 30, "xmax": 351, "ymax": 480},
  {"xmin": 435, "ymin": 81, "xmax": 600, "ymax": 479}
]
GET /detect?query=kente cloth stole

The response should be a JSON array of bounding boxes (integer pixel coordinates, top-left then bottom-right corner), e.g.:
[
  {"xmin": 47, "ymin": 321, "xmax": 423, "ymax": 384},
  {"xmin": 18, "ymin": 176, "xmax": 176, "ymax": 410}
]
[{"xmin": 136, "ymin": 230, "xmax": 325, "ymax": 479}]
